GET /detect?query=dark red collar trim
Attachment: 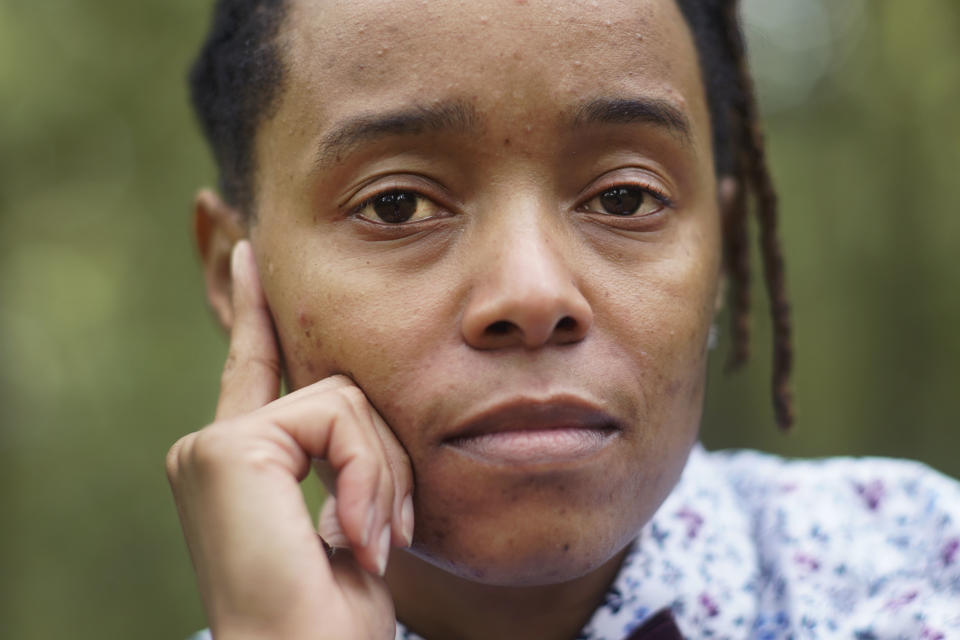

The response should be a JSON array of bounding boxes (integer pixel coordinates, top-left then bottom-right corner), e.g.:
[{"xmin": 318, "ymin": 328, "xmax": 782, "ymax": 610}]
[{"xmin": 622, "ymin": 608, "xmax": 684, "ymax": 640}]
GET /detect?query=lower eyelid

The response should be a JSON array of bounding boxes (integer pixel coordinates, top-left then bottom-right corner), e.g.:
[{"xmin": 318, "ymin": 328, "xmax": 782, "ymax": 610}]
[{"xmin": 580, "ymin": 208, "xmax": 670, "ymax": 234}]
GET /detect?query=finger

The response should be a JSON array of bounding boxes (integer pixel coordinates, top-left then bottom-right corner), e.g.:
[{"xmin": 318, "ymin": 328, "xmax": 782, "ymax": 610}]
[
  {"xmin": 367, "ymin": 408, "xmax": 415, "ymax": 547},
  {"xmin": 305, "ymin": 384, "xmax": 414, "ymax": 548},
  {"xmin": 265, "ymin": 386, "xmax": 396, "ymax": 575},
  {"xmin": 257, "ymin": 373, "xmax": 355, "ymax": 415},
  {"xmin": 311, "ymin": 388, "xmax": 414, "ymax": 548},
  {"xmin": 166, "ymin": 425, "xmax": 335, "ymax": 627},
  {"xmin": 216, "ymin": 240, "xmax": 281, "ymax": 420},
  {"xmin": 317, "ymin": 495, "xmax": 350, "ymax": 548}
]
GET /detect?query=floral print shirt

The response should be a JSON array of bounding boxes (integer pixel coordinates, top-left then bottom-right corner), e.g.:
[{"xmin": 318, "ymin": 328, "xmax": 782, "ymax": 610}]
[
  {"xmin": 397, "ymin": 445, "xmax": 960, "ymax": 639},
  {"xmin": 191, "ymin": 445, "xmax": 960, "ymax": 639}
]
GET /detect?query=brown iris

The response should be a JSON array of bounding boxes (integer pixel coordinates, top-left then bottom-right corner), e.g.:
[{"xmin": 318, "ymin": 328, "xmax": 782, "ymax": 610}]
[
  {"xmin": 598, "ymin": 186, "xmax": 643, "ymax": 216},
  {"xmin": 373, "ymin": 191, "xmax": 418, "ymax": 223}
]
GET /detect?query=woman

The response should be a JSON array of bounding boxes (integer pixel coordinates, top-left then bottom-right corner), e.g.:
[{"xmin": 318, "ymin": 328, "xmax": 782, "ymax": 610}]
[{"xmin": 168, "ymin": 0, "xmax": 960, "ymax": 637}]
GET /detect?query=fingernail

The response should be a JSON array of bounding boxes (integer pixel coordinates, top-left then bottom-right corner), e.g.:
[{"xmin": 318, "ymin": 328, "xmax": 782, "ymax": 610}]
[
  {"xmin": 401, "ymin": 495, "xmax": 415, "ymax": 547},
  {"xmin": 230, "ymin": 240, "xmax": 245, "ymax": 277},
  {"xmin": 363, "ymin": 503, "xmax": 377, "ymax": 547},
  {"xmin": 376, "ymin": 524, "xmax": 391, "ymax": 576}
]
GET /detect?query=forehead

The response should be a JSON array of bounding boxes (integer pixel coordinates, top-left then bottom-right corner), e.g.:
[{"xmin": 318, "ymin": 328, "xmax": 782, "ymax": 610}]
[{"xmin": 263, "ymin": 0, "xmax": 709, "ymax": 170}]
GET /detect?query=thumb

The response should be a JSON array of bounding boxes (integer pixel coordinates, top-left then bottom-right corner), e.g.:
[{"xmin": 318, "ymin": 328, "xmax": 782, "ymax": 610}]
[{"xmin": 216, "ymin": 240, "xmax": 282, "ymax": 420}]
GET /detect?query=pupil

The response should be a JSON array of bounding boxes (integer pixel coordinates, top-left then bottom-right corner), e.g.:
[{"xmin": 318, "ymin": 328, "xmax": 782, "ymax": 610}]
[
  {"xmin": 599, "ymin": 187, "xmax": 642, "ymax": 216},
  {"xmin": 373, "ymin": 191, "xmax": 417, "ymax": 223}
]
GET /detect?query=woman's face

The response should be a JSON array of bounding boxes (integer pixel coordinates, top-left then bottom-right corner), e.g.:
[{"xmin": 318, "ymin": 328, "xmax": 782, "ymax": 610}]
[{"xmin": 249, "ymin": 0, "xmax": 721, "ymax": 585}]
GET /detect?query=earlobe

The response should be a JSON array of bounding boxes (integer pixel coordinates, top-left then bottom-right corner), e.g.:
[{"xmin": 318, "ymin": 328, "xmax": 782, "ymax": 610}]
[
  {"xmin": 714, "ymin": 275, "xmax": 727, "ymax": 314},
  {"xmin": 717, "ymin": 176, "xmax": 739, "ymax": 229},
  {"xmin": 193, "ymin": 189, "xmax": 246, "ymax": 333}
]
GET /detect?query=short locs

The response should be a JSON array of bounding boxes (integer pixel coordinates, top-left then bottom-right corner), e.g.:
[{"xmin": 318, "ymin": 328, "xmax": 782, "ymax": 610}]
[
  {"xmin": 677, "ymin": 0, "xmax": 794, "ymax": 430},
  {"xmin": 188, "ymin": 0, "xmax": 794, "ymax": 430},
  {"xmin": 189, "ymin": 0, "xmax": 287, "ymax": 213}
]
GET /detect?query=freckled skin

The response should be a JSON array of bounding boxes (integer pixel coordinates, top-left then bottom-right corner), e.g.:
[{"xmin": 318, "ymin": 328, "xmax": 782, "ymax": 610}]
[{"xmin": 243, "ymin": 0, "xmax": 722, "ymax": 634}]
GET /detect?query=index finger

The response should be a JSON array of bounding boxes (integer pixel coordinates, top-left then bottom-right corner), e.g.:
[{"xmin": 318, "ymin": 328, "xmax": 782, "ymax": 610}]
[{"xmin": 216, "ymin": 240, "xmax": 282, "ymax": 420}]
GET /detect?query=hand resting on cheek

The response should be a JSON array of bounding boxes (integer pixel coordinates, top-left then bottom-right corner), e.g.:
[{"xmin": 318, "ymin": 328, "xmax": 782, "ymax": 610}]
[{"xmin": 166, "ymin": 240, "xmax": 413, "ymax": 640}]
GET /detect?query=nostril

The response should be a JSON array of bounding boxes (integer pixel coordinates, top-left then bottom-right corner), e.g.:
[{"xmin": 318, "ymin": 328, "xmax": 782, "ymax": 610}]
[
  {"xmin": 485, "ymin": 320, "xmax": 515, "ymax": 336},
  {"xmin": 555, "ymin": 316, "xmax": 577, "ymax": 332}
]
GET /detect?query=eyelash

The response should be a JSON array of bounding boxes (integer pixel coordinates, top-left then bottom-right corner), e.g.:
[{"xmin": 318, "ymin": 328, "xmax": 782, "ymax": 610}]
[
  {"xmin": 616, "ymin": 184, "xmax": 673, "ymax": 208},
  {"xmin": 348, "ymin": 181, "xmax": 674, "ymax": 223},
  {"xmin": 641, "ymin": 185, "xmax": 673, "ymax": 208}
]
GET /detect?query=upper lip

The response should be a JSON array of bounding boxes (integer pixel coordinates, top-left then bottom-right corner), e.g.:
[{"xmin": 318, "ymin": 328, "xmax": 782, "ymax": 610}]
[{"xmin": 441, "ymin": 395, "xmax": 624, "ymax": 444}]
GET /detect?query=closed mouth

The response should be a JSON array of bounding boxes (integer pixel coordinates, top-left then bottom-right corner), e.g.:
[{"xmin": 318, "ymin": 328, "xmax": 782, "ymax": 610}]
[{"xmin": 442, "ymin": 397, "xmax": 623, "ymax": 465}]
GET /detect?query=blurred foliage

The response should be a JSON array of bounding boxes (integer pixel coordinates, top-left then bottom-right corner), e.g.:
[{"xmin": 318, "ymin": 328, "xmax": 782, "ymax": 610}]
[{"xmin": 0, "ymin": 1, "xmax": 957, "ymax": 638}]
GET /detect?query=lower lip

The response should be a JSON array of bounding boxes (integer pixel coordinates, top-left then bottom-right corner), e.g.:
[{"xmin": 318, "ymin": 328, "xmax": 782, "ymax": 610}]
[{"xmin": 446, "ymin": 428, "xmax": 616, "ymax": 465}]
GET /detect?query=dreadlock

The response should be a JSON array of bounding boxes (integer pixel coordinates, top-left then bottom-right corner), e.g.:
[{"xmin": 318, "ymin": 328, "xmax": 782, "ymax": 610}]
[
  {"xmin": 189, "ymin": 0, "xmax": 794, "ymax": 430},
  {"xmin": 677, "ymin": 0, "xmax": 794, "ymax": 430}
]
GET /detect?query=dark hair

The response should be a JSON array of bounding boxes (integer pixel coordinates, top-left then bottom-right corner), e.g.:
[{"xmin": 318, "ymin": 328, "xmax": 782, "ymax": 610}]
[
  {"xmin": 675, "ymin": 0, "xmax": 793, "ymax": 430},
  {"xmin": 188, "ymin": 0, "xmax": 794, "ymax": 429},
  {"xmin": 189, "ymin": 0, "xmax": 287, "ymax": 214}
]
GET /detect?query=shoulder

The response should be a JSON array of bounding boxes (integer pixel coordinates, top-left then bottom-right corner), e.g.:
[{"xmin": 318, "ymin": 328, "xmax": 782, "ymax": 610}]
[
  {"xmin": 702, "ymin": 448, "xmax": 960, "ymax": 636},
  {"xmin": 706, "ymin": 447, "xmax": 960, "ymax": 545}
]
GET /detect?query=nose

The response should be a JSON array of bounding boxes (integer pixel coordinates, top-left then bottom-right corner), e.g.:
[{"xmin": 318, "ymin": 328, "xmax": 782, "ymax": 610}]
[{"xmin": 460, "ymin": 218, "xmax": 593, "ymax": 350}]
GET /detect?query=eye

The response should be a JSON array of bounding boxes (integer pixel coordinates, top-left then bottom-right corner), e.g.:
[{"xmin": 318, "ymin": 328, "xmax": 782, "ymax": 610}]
[
  {"xmin": 581, "ymin": 185, "xmax": 668, "ymax": 217},
  {"xmin": 354, "ymin": 190, "xmax": 440, "ymax": 224}
]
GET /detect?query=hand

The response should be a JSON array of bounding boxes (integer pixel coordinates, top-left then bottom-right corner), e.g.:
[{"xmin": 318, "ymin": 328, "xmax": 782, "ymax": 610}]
[{"xmin": 166, "ymin": 240, "xmax": 414, "ymax": 640}]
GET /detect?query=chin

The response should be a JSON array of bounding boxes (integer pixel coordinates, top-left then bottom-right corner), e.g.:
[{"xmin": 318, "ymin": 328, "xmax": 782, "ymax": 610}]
[
  {"xmin": 403, "ymin": 456, "xmax": 663, "ymax": 586},
  {"xmin": 407, "ymin": 532, "xmax": 631, "ymax": 587}
]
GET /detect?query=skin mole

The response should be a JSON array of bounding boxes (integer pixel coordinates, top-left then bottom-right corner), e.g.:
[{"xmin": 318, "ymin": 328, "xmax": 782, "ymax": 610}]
[{"xmin": 297, "ymin": 310, "xmax": 313, "ymax": 333}]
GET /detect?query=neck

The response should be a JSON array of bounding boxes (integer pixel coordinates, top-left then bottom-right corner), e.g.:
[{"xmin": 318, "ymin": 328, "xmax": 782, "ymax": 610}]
[{"xmin": 385, "ymin": 547, "xmax": 629, "ymax": 640}]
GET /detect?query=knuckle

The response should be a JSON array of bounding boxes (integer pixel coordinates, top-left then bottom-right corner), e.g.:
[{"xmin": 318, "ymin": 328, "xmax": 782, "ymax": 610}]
[
  {"xmin": 325, "ymin": 373, "xmax": 353, "ymax": 388},
  {"xmin": 219, "ymin": 351, "xmax": 281, "ymax": 394},
  {"xmin": 188, "ymin": 424, "xmax": 237, "ymax": 471},
  {"xmin": 336, "ymin": 385, "xmax": 368, "ymax": 411},
  {"xmin": 219, "ymin": 352, "xmax": 239, "ymax": 388},
  {"xmin": 300, "ymin": 374, "xmax": 351, "ymax": 397},
  {"xmin": 165, "ymin": 435, "xmax": 191, "ymax": 481},
  {"xmin": 235, "ymin": 443, "xmax": 289, "ymax": 474},
  {"xmin": 348, "ymin": 446, "xmax": 382, "ymax": 475},
  {"xmin": 249, "ymin": 354, "xmax": 282, "ymax": 379}
]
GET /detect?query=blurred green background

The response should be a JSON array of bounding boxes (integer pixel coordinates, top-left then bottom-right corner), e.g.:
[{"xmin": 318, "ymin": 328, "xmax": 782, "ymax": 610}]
[{"xmin": 0, "ymin": 0, "xmax": 957, "ymax": 638}]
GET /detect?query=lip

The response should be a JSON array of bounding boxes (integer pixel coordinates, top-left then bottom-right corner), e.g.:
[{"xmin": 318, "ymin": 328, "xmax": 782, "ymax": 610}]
[{"xmin": 441, "ymin": 396, "xmax": 623, "ymax": 466}]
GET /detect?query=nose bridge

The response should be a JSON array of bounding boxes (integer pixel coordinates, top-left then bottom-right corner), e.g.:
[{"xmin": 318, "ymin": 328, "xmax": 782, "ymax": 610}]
[
  {"xmin": 493, "ymin": 202, "xmax": 562, "ymax": 284},
  {"xmin": 460, "ymin": 198, "xmax": 593, "ymax": 350}
]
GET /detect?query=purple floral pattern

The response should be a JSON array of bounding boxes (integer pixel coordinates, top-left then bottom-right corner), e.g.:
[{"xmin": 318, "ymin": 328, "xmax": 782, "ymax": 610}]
[
  {"xmin": 397, "ymin": 445, "xmax": 960, "ymax": 639},
  {"xmin": 193, "ymin": 445, "xmax": 960, "ymax": 640}
]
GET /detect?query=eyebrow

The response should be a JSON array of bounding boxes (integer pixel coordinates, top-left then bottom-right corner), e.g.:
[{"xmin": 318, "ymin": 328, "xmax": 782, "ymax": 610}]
[
  {"xmin": 572, "ymin": 97, "xmax": 692, "ymax": 143},
  {"xmin": 314, "ymin": 100, "xmax": 480, "ymax": 168},
  {"xmin": 313, "ymin": 95, "xmax": 692, "ymax": 169}
]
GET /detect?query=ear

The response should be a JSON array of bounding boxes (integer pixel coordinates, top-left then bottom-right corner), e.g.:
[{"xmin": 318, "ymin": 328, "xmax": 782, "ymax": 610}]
[
  {"xmin": 714, "ymin": 176, "xmax": 739, "ymax": 313},
  {"xmin": 193, "ymin": 189, "xmax": 246, "ymax": 333}
]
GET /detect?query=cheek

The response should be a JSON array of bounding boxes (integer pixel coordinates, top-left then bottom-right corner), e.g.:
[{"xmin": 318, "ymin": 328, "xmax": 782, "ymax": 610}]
[
  {"xmin": 601, "ymin": 250, "xmax": 718, "ymax": 378},
  {"xmin": 263, "ymin": 259, "xmax": 454, "ymax": 394},
  {"xmin": 590, "ymin": 251, "xmax": 719, "ymax": 462}
]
